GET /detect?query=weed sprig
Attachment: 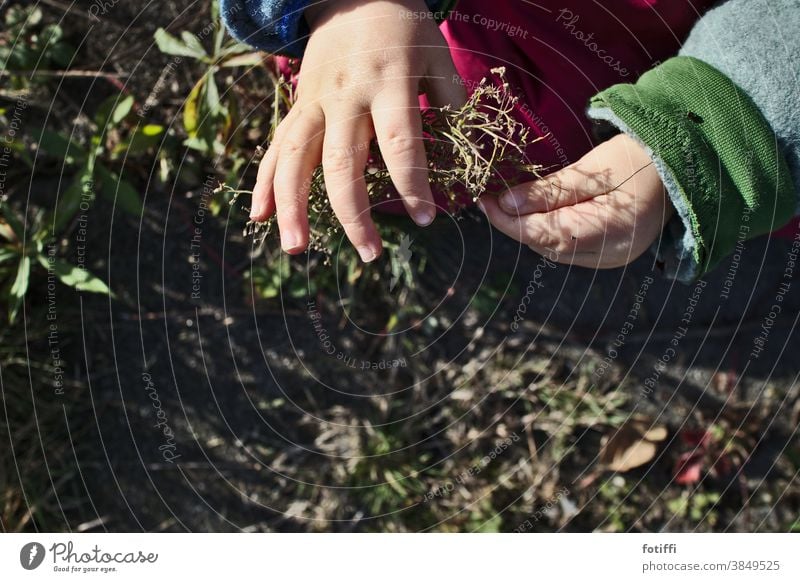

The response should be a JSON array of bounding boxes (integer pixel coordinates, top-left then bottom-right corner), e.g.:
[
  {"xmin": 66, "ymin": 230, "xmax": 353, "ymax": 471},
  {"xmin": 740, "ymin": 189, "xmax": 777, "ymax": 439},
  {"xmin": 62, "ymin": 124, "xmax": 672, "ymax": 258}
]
[{"xmin": 225, "ymin": 67, "xmax": 541, "ymax": 254}]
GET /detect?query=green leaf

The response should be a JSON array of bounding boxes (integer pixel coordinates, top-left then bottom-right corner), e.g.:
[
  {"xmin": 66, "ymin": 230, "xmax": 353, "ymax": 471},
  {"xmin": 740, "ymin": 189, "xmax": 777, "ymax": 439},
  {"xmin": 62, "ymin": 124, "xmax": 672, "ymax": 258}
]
[
  {"xmin": 0, "ymin": 247, "xmax": 17, "ymax": 265},
  {"xmin": 211, "ymin": 2, "xmax": 224, "ymax": 54},
  {"xmin": 180, "ymin": 31, "xmax": 208, "ymax": 59},
  {"xmin": 53, "ymin": 167, "xmax": 94, "ymax": 234},
  {"xmin": 96, "ymin": 165, "xmax": 143, "ymax": 216},
  {"xmin": 248, "ymin": 262, "xmax": 293, "ymax": 300},
  {"xmin": 49, "ymin": 40, "xmax": 74, "ymax": 68},
  {"xmin": 94, "ymin": 95, "xmax": 117, "ymax": 128},
  {"xmin": 182, "ymin": 136, "xmax": 210, "ymax": 154},
  {"xmin": 183, "ymin": 76, "xmax": 205, "ymax": 137},
  {"xmin": 2, "ymin": 138, "xmax": 34, "ymax": 168},
  {"xmin": 9, "ymin": 254, "xmax": 30, "ymax": 322},
  {"xmin": 154, "ymin": 28, "xmax": 207, "ymax": 59},
  {"xmin": 217, "ymin": 43, "xmax": 252, "ymax": 58},
  {"xmin": 111, "ymin": 95, "xmax": 135, "ymax": 126},
  {"xmin": 113, "ymin": 124, "xmax": 165, "ymax": 156},
  {"xmin": 219, "ymin": 51, "xmax": 263, "ymax": 68},
  {"xmin": 37, "ymin": 129, "xmax": 87, "ymax": 162},
  {"xmin": 113, "ymin": 178, "xmax": 144, "ymax": 216},
  {"xmin": 27, "ymin": 7, "xmax": 43, "ymax": 26},
  {"xmin": 141, "ymin": 124, "xmax": 164, "ymax": 137},
  {"xmin": 6, "ymin": 6, "xmax": 42, "ymax": 28},
  {"xmin": 205, "ymin": 70, "xmax": 222, "ymax": 115},
  {"xmin": 37, "ymin": 255, "xmax": 111, "ymax": 295},
  {"xmin": 94, "ymin": 93, "xmax": 135, "ymax": 130}
]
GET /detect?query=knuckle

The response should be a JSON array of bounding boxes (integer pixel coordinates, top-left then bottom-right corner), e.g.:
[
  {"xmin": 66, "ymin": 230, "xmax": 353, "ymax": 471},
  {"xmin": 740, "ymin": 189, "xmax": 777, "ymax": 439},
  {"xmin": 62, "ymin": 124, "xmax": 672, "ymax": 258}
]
[
  {"xmin": 280, "ymin": 139, "xmax": 308, "ymax": 159},
  {"xmin": 322, "ymin": 146, "xmax": 356, "ymax": 178},
  {"xmin": 338, "ymin": 215, "xmax": 374, "ymax": 240},
  {"xmin": 369, "ymin": 51, "xmax": 393, "ymax": 76},
  {"xmin": 337, "ymin": 215, "xmax": 367, "ymax": 231},
  {"xmin": 382, "ymin": 131, "xmax": 421, "ymax": 161},
  {"xmin": 332, "ymin": 68, "xmax": 350, "ymax": 90},
  {"xmin": 275, "ymin": 207, "xmax": 308, "ymax": 230},
  {"xmin": 273, "ymin": 180, "xmax": 309, "ymax": 205},
  {"xmin": 399, "ymin": 192, "xmax": 430, "ymax": 208}
]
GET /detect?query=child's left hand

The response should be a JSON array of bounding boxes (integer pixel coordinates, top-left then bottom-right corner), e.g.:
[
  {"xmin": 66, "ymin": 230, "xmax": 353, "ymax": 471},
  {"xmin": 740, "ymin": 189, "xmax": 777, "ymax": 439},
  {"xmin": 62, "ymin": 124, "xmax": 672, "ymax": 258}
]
[{"xmin": 478, "ymin": 134, "xmax": 674, "ymax": 269}]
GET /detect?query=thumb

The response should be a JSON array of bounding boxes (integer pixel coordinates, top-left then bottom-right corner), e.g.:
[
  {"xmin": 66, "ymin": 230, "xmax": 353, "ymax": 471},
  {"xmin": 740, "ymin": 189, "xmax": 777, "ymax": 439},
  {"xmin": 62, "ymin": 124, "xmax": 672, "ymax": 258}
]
[
  {"xmin": 499, "ymin": 163, "xmax": 613, "ymax": 215},
  {"xmin": 499, "ymin": 137, "xmax": 632, "ymax": 215}
]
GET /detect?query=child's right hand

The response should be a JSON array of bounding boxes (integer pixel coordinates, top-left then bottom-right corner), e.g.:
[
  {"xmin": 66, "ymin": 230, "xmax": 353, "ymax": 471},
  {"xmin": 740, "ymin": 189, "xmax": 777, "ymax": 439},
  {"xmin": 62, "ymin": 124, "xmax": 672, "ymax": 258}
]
[{"xmin": 250, "ymin": 0, "xmax": 465, "ymax": 262}]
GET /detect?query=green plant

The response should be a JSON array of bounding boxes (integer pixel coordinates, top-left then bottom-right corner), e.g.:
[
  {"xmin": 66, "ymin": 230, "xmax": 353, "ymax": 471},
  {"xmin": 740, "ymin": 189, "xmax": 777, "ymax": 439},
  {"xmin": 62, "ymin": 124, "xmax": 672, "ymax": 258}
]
[
  {"xmin": 667, "ymin": 491, "xmax": 721, "ymax": 526},
  {"xmin": 153, "ymin": 2, "xmax": 262, "ymax": 157},
  {"xmin": 0, "ymin": 6, "xmax": 75, "ymax": 92},
  {"xmin": 31, "ymin": 93, "xmax": 150, "ymax": 225},
  {"xmin": 0, "ymin": 201, "xmax": 111, "ymax": 323}
]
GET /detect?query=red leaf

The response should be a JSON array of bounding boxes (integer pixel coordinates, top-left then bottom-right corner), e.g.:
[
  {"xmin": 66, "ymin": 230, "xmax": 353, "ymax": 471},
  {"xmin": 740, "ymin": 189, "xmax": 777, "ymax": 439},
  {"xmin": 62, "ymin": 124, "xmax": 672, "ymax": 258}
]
[
  {"xmin": 674, "ymin": 451, "xmax": 704, "ymax": 485},
  {"xmin": 680, "ymin": 429, "xmax": 711, "ymax": 449}
]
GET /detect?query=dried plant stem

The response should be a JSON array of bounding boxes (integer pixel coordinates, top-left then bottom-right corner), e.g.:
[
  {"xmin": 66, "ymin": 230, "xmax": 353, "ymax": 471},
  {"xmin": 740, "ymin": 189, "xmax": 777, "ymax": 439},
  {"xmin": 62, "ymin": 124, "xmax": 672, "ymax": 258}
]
[{"xmin": 224, "ymin": 67, "xmax": 541, "ymax": 255}]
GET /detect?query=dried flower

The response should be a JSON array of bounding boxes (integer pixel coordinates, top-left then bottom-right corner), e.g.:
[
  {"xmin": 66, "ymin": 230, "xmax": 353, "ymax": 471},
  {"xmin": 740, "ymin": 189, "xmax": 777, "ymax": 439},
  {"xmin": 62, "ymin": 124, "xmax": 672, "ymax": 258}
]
[{"xmin": 227, "ymin": 67, "xmax": 541, "ymax": 254}]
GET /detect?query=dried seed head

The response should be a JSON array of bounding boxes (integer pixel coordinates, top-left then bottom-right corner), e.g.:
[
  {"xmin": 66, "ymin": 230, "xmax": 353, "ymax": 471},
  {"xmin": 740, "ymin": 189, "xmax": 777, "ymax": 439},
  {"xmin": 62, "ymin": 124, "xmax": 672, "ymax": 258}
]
[{"xmin": 228, "ymin": 69, "xmax": 541, "ymax": 256}]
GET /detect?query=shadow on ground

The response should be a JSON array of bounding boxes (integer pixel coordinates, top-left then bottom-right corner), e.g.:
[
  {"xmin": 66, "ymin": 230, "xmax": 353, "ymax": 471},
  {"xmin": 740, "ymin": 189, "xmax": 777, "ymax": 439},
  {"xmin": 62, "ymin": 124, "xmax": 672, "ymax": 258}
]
[{"xmin": 43, "ymin": 185, "xmax": 800, "ymax": 532}]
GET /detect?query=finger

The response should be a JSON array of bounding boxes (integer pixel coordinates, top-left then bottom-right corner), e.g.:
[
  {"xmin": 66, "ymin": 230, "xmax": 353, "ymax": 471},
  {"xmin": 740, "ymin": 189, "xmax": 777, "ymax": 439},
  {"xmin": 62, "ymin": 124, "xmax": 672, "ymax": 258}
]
[
  {"xmin": 273, "ymin": 107, "xmax": 325, "ymax": 253},
  {"xmin": 371, "ymin": 88, "xmax": 436, "ymax": 226},
  {"xmin": 499, "ymin": 135, "xmax": 649, "ymax": 215},
  {"xmin": 482, "ymin": 191, "xmax": 644, "ymax": 269},
  {"xmin": 424, "ymin": 53, "xmax": 468, "ymax": 109},
  {"xmin": 322, "ymin": 107, "xmax": 382, "ymax": 262},
  {"xmin": 480, "ymin": 194, "xmax": 610, "ymax": 262},
  {"xmin": 251, "ymin": 112, "xmax": 296, "ymax": 221},
  {"xmin": 251, "ymin": 150, "xmax": 278, "ymax": 221},
  {"xmin": 499, "ymin": 165, "xmax": 612, "ymax": 216}
]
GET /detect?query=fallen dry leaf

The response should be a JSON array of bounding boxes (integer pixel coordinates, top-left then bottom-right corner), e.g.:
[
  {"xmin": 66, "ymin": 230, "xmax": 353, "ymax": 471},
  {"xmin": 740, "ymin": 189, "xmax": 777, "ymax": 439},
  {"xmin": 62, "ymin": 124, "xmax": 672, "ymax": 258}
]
[{"xmin": 599, "ymin": 418, "xmax": 668, "ymax": 472}]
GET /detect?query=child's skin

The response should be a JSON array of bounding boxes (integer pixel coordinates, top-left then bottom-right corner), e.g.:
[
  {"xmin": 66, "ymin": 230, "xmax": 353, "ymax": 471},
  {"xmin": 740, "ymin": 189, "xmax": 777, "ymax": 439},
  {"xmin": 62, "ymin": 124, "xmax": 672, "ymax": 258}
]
[
  {"xmin": 480, "ymin": 133, "xmax": 674, "ymax": 269},
  {"xmin": 250, "ymin": 0, "xmax": 673, "ymax": 268}
]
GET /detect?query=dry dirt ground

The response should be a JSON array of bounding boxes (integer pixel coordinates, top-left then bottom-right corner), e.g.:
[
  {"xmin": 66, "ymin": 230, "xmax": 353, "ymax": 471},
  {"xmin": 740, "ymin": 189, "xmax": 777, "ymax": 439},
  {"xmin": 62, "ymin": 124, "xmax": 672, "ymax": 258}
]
[{"xmin": 4, "ymin": 0, "xmax": 799, "ymax": 532}]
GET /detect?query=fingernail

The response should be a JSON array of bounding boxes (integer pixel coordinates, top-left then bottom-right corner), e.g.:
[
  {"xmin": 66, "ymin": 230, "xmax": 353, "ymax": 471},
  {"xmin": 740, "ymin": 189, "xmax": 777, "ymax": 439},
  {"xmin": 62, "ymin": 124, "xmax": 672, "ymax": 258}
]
[
  {"xmin": 500, "ymin": 190, "xmax": 524, "ymax": 212},
  {"xmin": 282, "ymin": 232, "xmax": 301, "ymax": 252},
  {"xmin": 250, "ymin": 200, "xmax": 264, "ymax": 220},
  {"xmin": 477, "ymin": 199, "xmax": 487, "ymax": 214},
  {"xmin": 357, "ymin": 245, "xmax": 379, "ymax": 263},
  {"xmin": 414, "ymin": 210, "xmax": 435, "ymax": 227}
]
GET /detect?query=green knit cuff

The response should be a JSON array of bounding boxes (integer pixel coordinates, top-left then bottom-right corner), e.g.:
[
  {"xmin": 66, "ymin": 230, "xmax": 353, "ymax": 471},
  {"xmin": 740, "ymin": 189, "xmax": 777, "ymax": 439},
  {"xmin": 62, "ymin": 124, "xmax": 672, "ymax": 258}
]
[{"xmin": 588, "ymin": 56, "xmax": 796, "ymax": 280}]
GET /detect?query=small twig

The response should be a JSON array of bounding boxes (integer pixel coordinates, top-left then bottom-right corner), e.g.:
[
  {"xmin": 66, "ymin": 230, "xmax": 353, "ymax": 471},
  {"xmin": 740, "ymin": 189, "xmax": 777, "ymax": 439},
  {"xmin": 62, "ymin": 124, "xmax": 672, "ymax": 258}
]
[
  {"xmin": 36, "ymin": 0, "xmax": 127, "ymax": 29},
  {"xmin": 610, "ymin": 161, "xmax": 655, "ymax": 193},
  {"xmin": 0, "ymin": 69, "xmax": 129, "ymax": 79}
]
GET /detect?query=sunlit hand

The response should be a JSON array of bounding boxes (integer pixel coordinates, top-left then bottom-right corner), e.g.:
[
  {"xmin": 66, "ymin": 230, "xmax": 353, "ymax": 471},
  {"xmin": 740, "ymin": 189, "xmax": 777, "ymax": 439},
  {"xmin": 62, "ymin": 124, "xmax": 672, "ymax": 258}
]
[
  {"xmin": 250, "ymin": 0, "xmax": 465, "ymax": 262},
  {"xmin": 479, "ymin": 133, "xmax": 674, "ymax": 268}
]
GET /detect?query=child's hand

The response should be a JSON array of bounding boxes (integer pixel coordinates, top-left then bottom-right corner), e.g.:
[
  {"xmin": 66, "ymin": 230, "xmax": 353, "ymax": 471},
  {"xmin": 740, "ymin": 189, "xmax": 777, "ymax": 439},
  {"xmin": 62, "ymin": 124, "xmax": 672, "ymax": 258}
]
[
  {"xmin": 251, "ymin": 0, "xmax": 465, "ymax": 262},
  {"xmin": 479, "ymin": 134, "xmax": 674, "ymax": 268}
]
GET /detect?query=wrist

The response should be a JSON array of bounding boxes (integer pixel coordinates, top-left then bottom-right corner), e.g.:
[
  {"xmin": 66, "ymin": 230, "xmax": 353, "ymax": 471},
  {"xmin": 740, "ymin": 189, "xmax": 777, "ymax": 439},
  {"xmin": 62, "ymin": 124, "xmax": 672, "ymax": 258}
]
[{"xmin": 304, "ymin": 0, "xmax": 430, "ymax": 30}]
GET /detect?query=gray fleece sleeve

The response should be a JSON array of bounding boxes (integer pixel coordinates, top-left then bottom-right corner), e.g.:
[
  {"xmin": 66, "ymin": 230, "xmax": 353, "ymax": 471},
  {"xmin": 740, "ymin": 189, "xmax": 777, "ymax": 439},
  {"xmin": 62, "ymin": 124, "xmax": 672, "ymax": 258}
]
[
  {"xmin": 681, "ymin": 0, "xmax": 800, "ymax": 199},
  {"xmin": 589, "ymin": 0, "xmax": 800, "ymax": 282}
]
